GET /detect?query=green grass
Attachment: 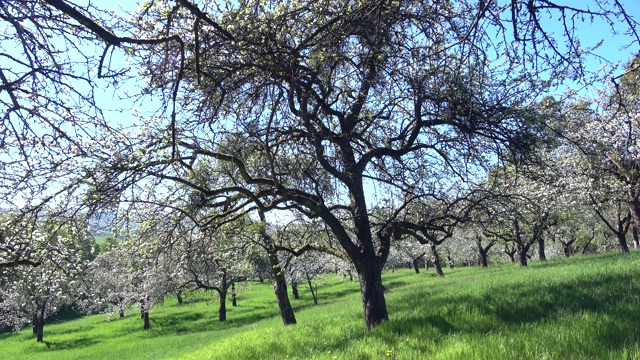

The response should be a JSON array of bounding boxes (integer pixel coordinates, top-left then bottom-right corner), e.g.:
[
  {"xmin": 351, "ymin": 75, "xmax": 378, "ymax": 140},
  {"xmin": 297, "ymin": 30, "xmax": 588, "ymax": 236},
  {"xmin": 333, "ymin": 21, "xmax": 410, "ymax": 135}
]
[{"xmin": 1, "ymin": 252, "xmax": 639, "ymax": 359}]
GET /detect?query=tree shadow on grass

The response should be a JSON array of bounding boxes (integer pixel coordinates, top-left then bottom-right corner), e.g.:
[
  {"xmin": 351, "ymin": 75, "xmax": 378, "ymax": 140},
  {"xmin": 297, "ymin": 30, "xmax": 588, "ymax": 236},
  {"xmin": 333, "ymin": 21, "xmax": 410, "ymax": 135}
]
[
  {"xmin": 379, "ymin": 272, "xmax": 639, "ymax": 354},
  {"xmin": 36, "ymin": 337, "xmax": 100, "ymax": 352}
]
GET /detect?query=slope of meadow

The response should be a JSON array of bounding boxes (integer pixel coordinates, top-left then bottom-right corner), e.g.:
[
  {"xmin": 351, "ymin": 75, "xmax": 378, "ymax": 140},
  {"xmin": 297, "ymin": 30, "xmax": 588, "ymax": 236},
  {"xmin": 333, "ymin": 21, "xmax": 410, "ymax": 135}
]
[{"xmin": 1, "ymin": 252, "xmax": 638, "ymax": 360}]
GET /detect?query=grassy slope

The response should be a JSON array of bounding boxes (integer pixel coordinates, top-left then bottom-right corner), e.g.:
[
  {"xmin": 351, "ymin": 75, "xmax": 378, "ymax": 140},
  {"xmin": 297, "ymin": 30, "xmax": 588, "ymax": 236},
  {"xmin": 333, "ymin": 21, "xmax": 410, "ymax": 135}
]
[{"xmin": 1, "ymin": 252, "xmax": 639, "ymax": 360}]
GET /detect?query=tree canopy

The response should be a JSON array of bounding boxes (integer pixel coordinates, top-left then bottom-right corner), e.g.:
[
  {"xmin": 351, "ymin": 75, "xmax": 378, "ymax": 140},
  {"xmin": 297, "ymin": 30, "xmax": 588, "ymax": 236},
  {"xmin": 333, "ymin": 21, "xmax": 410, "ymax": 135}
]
[{"xmin": 1, "ymin": 0, "xmax": 639, "ymax": 329}]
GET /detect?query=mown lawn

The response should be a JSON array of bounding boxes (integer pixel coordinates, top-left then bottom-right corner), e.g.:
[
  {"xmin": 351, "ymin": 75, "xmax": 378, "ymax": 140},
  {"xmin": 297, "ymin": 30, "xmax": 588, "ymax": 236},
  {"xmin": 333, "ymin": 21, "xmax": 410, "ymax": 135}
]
[{"xmin": 1, "ymin": 252, "xmax": 639, "ymax": 359}]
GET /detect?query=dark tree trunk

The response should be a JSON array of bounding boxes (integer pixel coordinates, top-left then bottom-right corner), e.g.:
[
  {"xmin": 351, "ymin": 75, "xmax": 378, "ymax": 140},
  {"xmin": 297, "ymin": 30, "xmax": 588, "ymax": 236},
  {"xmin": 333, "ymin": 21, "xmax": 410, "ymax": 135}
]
[
  {"xmin": 424, "ymin": 258, "xmax": 429, "ymax": 271},
  {"xmin": 35, "ymin": 317, "xmax": 44, "ymax": 342},
  {"xmin": 561, "ymin": 239, "xmax": 575, "ymax": 257},
  {"xmin": 218, "ymin": 290, "xmax": 227, "ymax": 322},
  {"xmin": 617, "ymin": 233, "xmax": 630, "ymax": 253},
  {"xmin": 217, "ymin": 271, "xmax": 229, "ymax": 322},
  {"xmin": 411, "ymin": 259, "xmax": 420, "ymax": 274},
  {"xmin": 176, "ymin": 290, "xmax": 183, "ymax": 304},
  {"xmin": 513, "ymin": 219, "xmax": 528, "ymax": 267},
  {"xmin": 537, "ymin": 237, "xmax": 546, "ymax": 261},
  {"xmin": 356, "ymin": 264, "xmax": 388, "ymax": 329},
  {"xmin": 477, "ymin": 238, "xmax": 495, "ymax": 268},
  {"xmin": 581, "ymin": 230, "xmax": 596, "ymax": 255},
  {"xmin": 34, "ymin": 304, "xmax": 46, "ymax": 342},
  {"xmin": 268, "ymin": 252, "xmax": 296, "ymax": 325},
  {"xmin": 504, "ymin": 244, "xmax": 516, "ymax": 263},
  {"xmin": 478, "ymin": 248, "xmax": 489, "ymax": 267},
  {"xmin": 291, "ymin": 281, "xmax": 299, "ymax": 300},
  {"xmin": 516, "ymin": 243, "xmax": 528, "ymax": 267},
  {"xmin": 32, "ymin": 314, "xmax": 37, "ymax": 335},
  {"xmin": 231, "ymin": 281, "xmax": 237, "ymax": 306},
  {"xmin": 119, "ymin": 309, "xmax": 125, "ymax": 318},
  {"xmin": 307, "ymin": 278, "xmax": 318, "ymax": 305},
  {"xmin": 429, "ymin": 244, "xmax": 445, "ymax": 277},
  {"xmin": 628, "ymin": 202, "xmax": 640, "ymax": 248},
  {"xmin": 143, "ymin": 311, "xmax": 150, "ymax": 330}
]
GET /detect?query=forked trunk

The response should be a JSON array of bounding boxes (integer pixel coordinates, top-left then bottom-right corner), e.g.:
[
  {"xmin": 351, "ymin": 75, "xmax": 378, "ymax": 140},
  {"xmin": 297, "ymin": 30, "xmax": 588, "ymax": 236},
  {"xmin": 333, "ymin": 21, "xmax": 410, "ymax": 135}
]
[
  {"xmin": 505, "ymin": 247, "xmax": 516, "ymax": 263},
  {"xmin": 617, "ymin": 233, "xmax": 630, "ymax": 253},
  {"xmin": 412, "ymin": 259, "xmax": 420, "ymax": 274},
  {"xmin": 516, "ymin": 244, "xmax": 528, "ymax": 267}
]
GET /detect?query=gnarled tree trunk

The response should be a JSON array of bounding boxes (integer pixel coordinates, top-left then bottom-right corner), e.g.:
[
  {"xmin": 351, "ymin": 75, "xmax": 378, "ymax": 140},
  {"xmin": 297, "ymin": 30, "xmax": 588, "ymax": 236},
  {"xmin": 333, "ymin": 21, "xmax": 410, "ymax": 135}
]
[
  {"xmin": 355, "ymin": 262, "xmax": 388, "ymax": 329},
  {"xmin": 537, "ymin": 237, "xmax": 546, "ymax": 261},
  {"xmin": 268, "ymin": 251, "xmax": 296, "ymax": 325},
  {"xmin": 429, "ymin": 244, "xmax": 445, "ymax": 277}
]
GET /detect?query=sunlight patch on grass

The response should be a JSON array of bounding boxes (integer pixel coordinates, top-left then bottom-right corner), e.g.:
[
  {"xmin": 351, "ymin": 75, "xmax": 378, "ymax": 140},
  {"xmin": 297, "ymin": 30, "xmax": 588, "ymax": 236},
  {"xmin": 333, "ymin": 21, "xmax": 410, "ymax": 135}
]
[{"xmin": 1, "ymin": 252, "xmax": 639, "ymax": 359}]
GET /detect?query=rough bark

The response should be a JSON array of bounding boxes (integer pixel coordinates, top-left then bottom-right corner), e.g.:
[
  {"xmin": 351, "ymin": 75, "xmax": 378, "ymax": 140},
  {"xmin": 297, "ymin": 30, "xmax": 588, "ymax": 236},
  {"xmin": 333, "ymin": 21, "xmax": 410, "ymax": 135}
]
[
  {"xmin": 356, "ymin": 264, "xmax": 388, "ymax": 329},
  {"xmin": 268, "ymin": 252, "xmax": 296, "ymax": 325},
  {"xmin": 617, "ymin": 233, "xmax": 630, "ymax": 253},
  {"xmin": 291, "ymin": 281, "xmax": 299, "ymax": 300},
  {"xmin": 537, "ymin": 237, "xmax": 546, "ymax": 261},
  {"xmin": 516, "ymin": 243, "xmax": 528, "ymax": 267},
  {"xmin": 429, "ymin": 244, "xmax": 445, "ymax": 277},
  {"xmin": 218, "ymin": 271, "xmax": 229, "ymax": 321}
]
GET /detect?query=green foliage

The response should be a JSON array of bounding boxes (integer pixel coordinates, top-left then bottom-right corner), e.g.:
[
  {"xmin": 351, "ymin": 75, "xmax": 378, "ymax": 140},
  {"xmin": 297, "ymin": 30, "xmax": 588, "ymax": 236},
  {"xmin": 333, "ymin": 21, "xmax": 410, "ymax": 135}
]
[{"xmin": 1, "ymin": 253, "xmax": 639, "ymax": 359}]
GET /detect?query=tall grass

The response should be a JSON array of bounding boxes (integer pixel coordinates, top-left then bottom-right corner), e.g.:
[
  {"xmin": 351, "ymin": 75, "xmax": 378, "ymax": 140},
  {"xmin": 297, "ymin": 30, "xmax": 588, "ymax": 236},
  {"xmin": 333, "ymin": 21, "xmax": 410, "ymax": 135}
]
[{"xmin": 1, "ymin": 252, "xmax": 638, "ymax": 359}]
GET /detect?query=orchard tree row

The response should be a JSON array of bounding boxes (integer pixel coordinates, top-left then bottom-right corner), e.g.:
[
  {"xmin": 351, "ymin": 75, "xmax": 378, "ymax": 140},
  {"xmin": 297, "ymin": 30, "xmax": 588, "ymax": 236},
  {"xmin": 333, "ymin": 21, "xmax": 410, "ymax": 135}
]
[{"xmin": 1, "ymin": 0, "xmax": 639, "ymax": 337}]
